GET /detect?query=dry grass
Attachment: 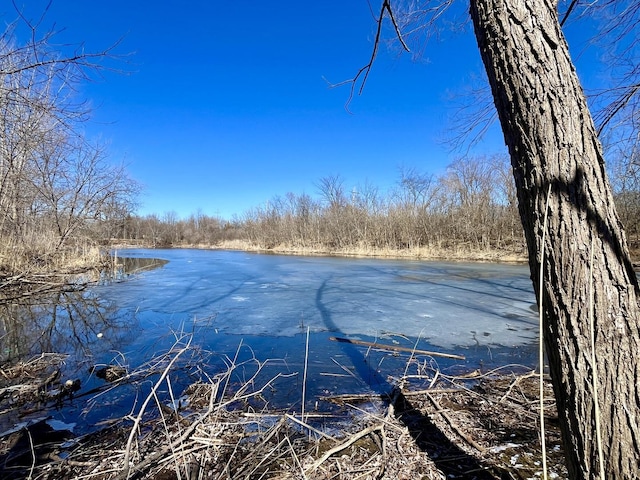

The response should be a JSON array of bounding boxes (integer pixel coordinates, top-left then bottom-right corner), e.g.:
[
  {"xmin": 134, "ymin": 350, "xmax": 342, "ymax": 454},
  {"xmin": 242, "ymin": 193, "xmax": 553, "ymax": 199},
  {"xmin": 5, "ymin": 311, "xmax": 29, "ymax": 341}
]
[
  {"xmin": 207, "ymin": 240, "xmax": 528, "ymax": 264},
  {"xmin": 0, "ymin": 235, "xmax": 109, "ymax": 303},
  {"xmin": 0, "ymin": 234, "xmax": 106, "ymax": 276},
  {"xmin": 0, "ymin": 338, "xmax": 567, "ymax": 480}
]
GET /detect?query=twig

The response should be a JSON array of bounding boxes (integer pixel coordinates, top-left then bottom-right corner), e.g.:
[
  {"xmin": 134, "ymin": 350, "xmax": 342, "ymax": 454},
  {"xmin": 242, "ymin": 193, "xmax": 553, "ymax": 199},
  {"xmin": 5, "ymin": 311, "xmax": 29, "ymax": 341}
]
[
  {"xmin": 401, "ymin": 387, "xmax": 463, "ymax": 396},
  {"xmin": 27, "ymin": 428, "xmax": 36, "ymax": 480},
  {"xmin": 121, "ymin": 335, "xmax": 192, "ymax": 478},
  {"xmin": 331, "ymin": 0, "xmax": 410, "ymax": 111},
  {"xmin": 285, "ymin": 435, "xmax": 305, "ymax": 478},
  {"xmin": 429, "ymin": 368, "xmax": 440, "ymax": 388},
  {"xmin": 425, "ymin": 393, "xmax": 486, "ymax": 454},
  {"xmin": 301, "ymin": 326, "xmax": 310, "ymax": 422},
  {"xmin": 402, "ymin": 333, "xmax": 424, "ymax": 380},
  {"xmin": 499, "ymin": 371, "xmax": 537, "ymax": 403},
  {"xmin": 220, "ymin": 340, "xmax": 242, "ymax": 402},
  {"xmin": 242, "ymin": 412, "xmax": 334, "ymax": 419},
  {"xmin": 306, "ymin": 424, "xmax": 383, "ymax": 473},
  {"xmin": 560, "ymin": 0, "xmax": 580, "ymax": 26},
  {"xmin": 285, "ymin": 413, "xmax": 336, "ymax": 441},
  {"xmin": 330, "ymin": 357, "xmax": 361, "ymax": 381}
]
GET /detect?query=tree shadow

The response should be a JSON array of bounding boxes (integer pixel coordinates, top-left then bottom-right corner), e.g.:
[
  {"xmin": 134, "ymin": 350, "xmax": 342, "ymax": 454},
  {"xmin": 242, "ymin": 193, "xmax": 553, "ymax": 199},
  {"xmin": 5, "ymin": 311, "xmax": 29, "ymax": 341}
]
[
  {"xmin": 315, "ymin": 278, "xmax": 503, "ymax": 478},
  {"xmin": 386, "ymin": 387, "xmax": 508, "ymax": 479}
]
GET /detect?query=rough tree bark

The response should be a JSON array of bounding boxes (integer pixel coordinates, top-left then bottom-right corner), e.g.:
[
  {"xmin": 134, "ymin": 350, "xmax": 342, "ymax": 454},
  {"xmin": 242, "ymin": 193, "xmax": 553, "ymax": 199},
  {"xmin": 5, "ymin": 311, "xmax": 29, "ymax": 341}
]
[{"xmin": 469, "ymin": 0, "xmax": 640, "ymax": 477}]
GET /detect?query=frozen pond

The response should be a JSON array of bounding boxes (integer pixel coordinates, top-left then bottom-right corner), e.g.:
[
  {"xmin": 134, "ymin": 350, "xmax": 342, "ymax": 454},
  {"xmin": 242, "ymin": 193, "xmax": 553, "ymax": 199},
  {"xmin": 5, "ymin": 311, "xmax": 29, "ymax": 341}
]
[
  {"xmin": 90, "ymin": 250, "xmax": 540, "ymax": 405},
  {"xmin": 2, "ymin": 249, "xmax": 541, "ymax": 435},
  {"xmin": 101, "ymin": 249, "xmax": 538, "ymax": 350}
]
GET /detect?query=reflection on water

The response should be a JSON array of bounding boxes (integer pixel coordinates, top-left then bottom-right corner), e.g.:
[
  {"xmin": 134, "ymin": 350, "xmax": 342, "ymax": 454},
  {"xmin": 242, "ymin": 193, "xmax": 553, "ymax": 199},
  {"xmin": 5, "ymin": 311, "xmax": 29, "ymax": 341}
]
[
  {"xmin": 0, "ymin": 289, "xmax": 132, "ymax": 367},
  {"xmin": 1, "ymin": 255, "xmax": 167, "ymax": 365},
  {"xmin": 0, "ymin": 288, "xmax": 137, "ymax": 441},
  {"xmin": 0, "ymin": 257, "xmax": 171, "ymax": 439},
  {"xmin": 103, "ymin": 255, "xmax": 168, "ymax": 283}
]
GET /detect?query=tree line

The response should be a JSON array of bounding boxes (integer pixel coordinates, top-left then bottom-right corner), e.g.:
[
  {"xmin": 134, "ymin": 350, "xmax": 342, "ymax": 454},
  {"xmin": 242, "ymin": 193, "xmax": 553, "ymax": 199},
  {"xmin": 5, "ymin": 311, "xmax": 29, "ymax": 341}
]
[
  {"xmin": 112, "ymin": 155, "xmax": 518, "ymax": 254},
  {"xmin": 117, "ymin": 149, "xmax": 640, "ymax": 260}
]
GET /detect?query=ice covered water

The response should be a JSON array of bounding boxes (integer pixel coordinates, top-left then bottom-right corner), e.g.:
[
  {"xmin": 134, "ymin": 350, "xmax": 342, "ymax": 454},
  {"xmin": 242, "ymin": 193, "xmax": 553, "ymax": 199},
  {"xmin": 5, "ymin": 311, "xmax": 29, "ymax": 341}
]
[
  {"xmin": 98, "ymin": 248, "xmax": 538, "ymax": 350},
  {"xmin": 11, "ymin": 248, "xmax": 540, "ymax": 433}
]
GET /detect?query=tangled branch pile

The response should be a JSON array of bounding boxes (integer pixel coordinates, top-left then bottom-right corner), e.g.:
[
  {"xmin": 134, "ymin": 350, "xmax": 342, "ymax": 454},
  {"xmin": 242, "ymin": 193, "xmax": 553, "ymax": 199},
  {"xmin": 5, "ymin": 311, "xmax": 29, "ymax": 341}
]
[{"xmin": 0, "ymin": 335, "xmax": 566, "ymax": 480}]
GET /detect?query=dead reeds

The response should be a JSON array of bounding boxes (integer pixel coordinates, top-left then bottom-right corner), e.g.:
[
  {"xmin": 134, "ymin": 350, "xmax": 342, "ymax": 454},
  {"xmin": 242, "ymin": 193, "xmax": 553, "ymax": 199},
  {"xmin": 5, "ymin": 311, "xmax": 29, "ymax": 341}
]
[
  {"xmin": 0, "ymin": 332, "xmax": 569, "ymax": 480},
  {"xmin": 0, "ymin": 353, "xmax": 70, "ymax": 414},
  {"xmin": 0, "ymin": 234, "xmax": 109, "ymax": 304}
]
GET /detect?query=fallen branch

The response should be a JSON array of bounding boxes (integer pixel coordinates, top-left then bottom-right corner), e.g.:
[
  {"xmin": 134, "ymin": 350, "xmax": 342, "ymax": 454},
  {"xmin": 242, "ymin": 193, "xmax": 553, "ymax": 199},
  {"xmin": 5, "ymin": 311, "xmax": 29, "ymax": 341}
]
[
  {"xmin": 330, "ymin": 337, "xmax": 466, "ymax": 360},
  {"xmin": 305, "ymin": 423, "xmax": 383, "ymax": 473},
  {"xmin": 425, "ymin": 393, "xmax": 486, "ymax": 454}
]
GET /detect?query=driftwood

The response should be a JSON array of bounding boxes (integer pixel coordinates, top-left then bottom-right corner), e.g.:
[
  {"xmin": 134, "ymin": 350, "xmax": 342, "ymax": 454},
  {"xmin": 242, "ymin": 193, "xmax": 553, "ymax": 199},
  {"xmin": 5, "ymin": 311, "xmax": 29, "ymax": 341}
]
[{"xmin": 329, "ymin": 337, "xmax": 466, "ymax": 360}]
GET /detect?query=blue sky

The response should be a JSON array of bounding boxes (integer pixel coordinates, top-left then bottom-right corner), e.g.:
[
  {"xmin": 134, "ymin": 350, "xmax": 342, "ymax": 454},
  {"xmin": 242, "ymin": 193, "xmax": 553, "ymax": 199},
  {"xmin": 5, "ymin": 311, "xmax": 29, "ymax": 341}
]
[{"xmin": 10, "ymin": 1, "xmax": 600, "ymax": 219}]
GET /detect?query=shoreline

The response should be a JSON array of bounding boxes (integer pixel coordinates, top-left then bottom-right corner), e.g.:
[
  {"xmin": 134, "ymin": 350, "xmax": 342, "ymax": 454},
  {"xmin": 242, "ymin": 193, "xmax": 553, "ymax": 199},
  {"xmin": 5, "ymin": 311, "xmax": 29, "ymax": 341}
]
[
  {"xmin": 2, "ymin": 349, "xmax": 566, "ymax": 479},
  {"xmin": 110, "ymin": 239, "xmax": 531, "ymax": 265},
  {"xmin": 2, "ymin": 241, "xmax": 568, "ymax": 479}
]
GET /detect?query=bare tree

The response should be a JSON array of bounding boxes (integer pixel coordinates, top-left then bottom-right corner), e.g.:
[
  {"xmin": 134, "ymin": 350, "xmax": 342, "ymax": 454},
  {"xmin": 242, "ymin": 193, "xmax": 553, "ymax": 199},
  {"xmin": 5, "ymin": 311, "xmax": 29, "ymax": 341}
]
[
  {"xmin": 471, "ymin": 3, "xmax": 640, "ymax": 475},
  {"xmin": 0, "ymin": 4, "xmax": 134, "ymax": 270},
  {"xmin": 25, "ymin": 132, "xmax": 138, "ymax": 247},
  {"xmin": 353, "ymin": 1, "xmax": 640, "ymax": 477},
  {"xmin": 394, "ymin": 165, "xmax": 437, "ymax": 212},
  {"xmin": 316, "ymin": 174, "xmax": 347, "ymax": 209}
]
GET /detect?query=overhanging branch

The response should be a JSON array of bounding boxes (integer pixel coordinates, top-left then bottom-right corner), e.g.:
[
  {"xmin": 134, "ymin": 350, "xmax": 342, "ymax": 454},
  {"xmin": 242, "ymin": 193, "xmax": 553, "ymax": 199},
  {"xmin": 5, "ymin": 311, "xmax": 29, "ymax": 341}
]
[{"xmin": 330, "ymin": 1, "xmax": 410, "ymax": 112}]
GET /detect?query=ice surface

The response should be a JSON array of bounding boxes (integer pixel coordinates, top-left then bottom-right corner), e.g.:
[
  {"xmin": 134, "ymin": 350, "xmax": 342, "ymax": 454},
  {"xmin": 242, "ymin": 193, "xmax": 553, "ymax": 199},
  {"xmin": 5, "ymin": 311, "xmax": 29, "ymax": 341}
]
[
  {"xmin": 99, "ymin": 249, "xmax": 538, "ymax": 350},
  {"xmin": 30, "ymin": 250, "xmax": 541, "ymax": 433}
]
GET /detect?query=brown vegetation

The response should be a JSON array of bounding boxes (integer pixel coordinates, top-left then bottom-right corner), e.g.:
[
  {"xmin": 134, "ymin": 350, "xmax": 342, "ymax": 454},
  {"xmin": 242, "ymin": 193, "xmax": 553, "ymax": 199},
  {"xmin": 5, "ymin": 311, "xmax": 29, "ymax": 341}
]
[
  {"xmin": 0, "ymin": 11, "xmax": 138, "ymax": 289},
  {"xmin": 0, "ymin": 339, "xmax": 566, "ymax": 479},
  {"xmin": 117, "ymin": 152, "xmax": 640, "ymax": 266},
  {"xmin": 120, "ymin": 157, "xmax": 528, "ymax": 260}
]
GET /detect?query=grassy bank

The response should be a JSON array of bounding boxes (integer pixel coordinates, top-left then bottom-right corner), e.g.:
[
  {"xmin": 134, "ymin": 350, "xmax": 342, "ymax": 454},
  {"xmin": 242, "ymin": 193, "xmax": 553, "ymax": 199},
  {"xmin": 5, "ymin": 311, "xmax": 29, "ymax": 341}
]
[
  {"xmin": 0, "ymin": 235, "xmax": 110, "ymax": 275},
  {"xmin": 161, "ymin": 239, "xmax": 530, "ymax": 264},
  {"xmin": 0, "ymin": 236, "xmax": 112, "ymax": 301}
]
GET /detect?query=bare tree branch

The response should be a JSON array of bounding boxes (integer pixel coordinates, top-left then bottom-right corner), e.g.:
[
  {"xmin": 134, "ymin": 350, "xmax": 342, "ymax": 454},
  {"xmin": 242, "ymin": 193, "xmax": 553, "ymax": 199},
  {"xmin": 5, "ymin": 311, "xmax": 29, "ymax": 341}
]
[
  {"xmin": 577, "ymin": 1, "xmax": 640, "ymax": 143},
  {"xmin": 329, "ymin": 1, "xmax": 410, "ymax": 112},
  {"xmin": 559, "ymin": 0, "xmax": 580, "ymax": 26}
]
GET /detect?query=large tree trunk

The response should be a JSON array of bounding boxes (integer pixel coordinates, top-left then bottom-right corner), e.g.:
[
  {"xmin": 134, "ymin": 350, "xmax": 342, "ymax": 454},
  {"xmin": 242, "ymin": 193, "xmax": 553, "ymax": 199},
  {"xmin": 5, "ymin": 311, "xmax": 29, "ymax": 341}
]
[{"xmin": 469, "ymin": 0, "xmax": 640, "ymax": 477}]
